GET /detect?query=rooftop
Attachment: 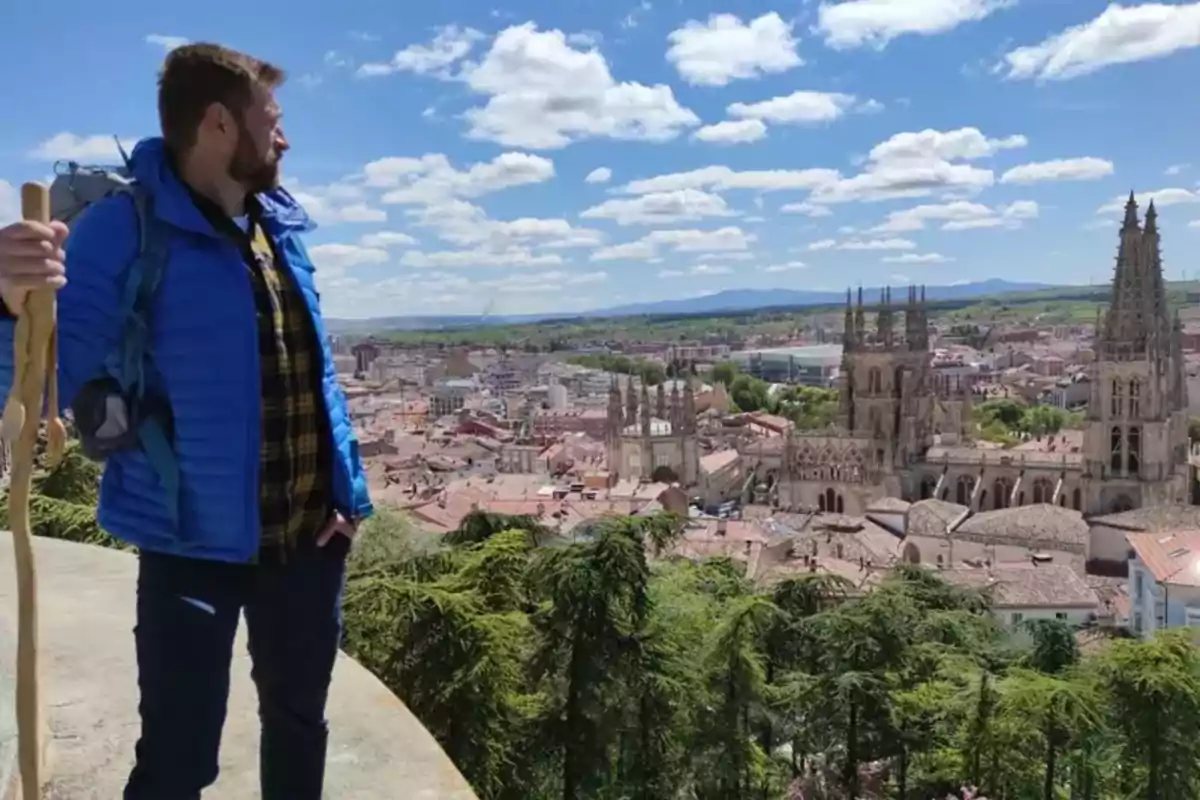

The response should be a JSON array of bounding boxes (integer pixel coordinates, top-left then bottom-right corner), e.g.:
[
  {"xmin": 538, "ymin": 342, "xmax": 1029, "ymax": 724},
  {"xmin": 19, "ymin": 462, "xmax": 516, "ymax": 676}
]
[
  {"xmin": 943, "ymin": 563, "xmax": 1099, "ymax": 609},
  {"xmin": 1127, "ymin": 530, "xmax": 1200, "ymax": 588}
]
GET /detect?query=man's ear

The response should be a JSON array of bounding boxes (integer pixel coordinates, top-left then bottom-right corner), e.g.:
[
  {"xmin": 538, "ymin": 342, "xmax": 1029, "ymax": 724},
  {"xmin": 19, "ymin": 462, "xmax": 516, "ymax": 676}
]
[{"xmin": 199, "ymin": 103, "xmax": 232, "ymax": 138}]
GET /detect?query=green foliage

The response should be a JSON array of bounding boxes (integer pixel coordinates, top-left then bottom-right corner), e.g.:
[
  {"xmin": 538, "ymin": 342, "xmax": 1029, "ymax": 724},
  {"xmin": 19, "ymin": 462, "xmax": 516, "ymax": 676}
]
[
  {"xmin": 975, "ymin": 398, "xmax": 1083, "ymax": 446},
  {"xmin": 0, "ymin": 437, "xmax": 122, "ymax": 549},
  {"xmin": 715, "ymin": 363, "xmax": 838, "ymax": 431},
  {"xmin": 711, "ymin": 362, "xmax": 738, "ymax": 387},
  {"xmin": 343, "ymin": 510, "xmax": 1200, "ymax": 800},
  {"xmin": 772, "ymin": 385, "xmax": 840, "ymax": 431},
  {"xmin": 565, "ymin": 353, "xmax": 665, "ymax": 386},
  {"xmin": 729, "ymin": 374, "xmax": 770, "ymax": 413}
]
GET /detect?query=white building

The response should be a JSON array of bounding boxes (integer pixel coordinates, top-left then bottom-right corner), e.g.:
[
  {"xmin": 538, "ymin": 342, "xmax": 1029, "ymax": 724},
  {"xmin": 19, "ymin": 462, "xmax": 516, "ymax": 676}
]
[
  {"xmin": 1126, "ymin": 530, "xmax": 1200, "ymax": 638},
  {"xmin": 548, "ymin": 383, "xmax": 569, "ymax": 410}
]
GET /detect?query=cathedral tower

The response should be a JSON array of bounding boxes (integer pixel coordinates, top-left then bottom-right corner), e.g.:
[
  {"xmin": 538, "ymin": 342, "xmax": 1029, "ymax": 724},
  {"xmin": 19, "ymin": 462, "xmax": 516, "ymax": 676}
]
[
  {"xmin": 839, "ymin": 284, "xmax": 935, "ymax": 473},
  {"xmin": 1084, "ymin": 195, "xmax": 1189, "ymax": 513},
  {"xmin": 605, "ymin": 376, "xmax": 624, "ymax": 474}
]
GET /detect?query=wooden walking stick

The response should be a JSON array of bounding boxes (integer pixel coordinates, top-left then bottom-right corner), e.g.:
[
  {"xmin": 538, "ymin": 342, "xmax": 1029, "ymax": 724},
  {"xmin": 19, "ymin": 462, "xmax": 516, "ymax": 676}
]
[{"xmin": 3, "ymin": 182, "xmax": 67, "ymax": 799}]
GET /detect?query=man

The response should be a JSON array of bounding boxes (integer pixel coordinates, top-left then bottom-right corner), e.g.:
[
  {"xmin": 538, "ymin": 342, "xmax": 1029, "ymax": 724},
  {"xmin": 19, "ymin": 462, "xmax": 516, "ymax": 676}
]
[{"xmin": 0, "ymin": 43, "xmax": 373, "ymax": 799}]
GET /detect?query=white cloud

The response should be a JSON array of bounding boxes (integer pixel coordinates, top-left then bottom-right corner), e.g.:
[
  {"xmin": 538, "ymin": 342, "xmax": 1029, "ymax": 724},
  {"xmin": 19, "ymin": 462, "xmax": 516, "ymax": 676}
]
[
  {"xmin": 1097, "ymin": 188, "xmax": 1200, "ymax": 214},
  {"xmin": 400, "ymin": 247, "xmax": 565, "ymax": 269},
  {"xmin": 727, "ymin": 90, "xmax": 873, "ymax": 125},
  {"xmin": 817, "ymin": 0, "xmax": 1012, "ymax": 50},
  {"xmin": 458, "ymin": 24, "xmax": 699, "ymax": 148},
  {"xmin": 288, "ymin": 180, "xmax": 387, "ymax": 225},
  {"xmin": 622, "ymin": 165, "xmax": 839, "ymax": 195},
  {"xmin": 592, "ymin": 226, "xmax": 755, "ymax": 261},
  {"xmin": 405, "ymin": 198, "xmax": 604, "ymax": 250},
  {"xmin": 308, "ymin": 243, "xmax": 390, "ymax": 273},
  {"xmin": 365, "ymin": 152, "xmax": 556, "ymax": 203},
  {"xmin": 28, "ymin": 133, "xmax": 139, "ymax": 163},
  {"xmin": 0, "ymin": 180, "xmax": 17, "ymax": 226},
  {"xmin": 665, "ymin": 12, "xmax": 802, "ymax": 86},
  {"xmin": 359, "ymin": 231, "xmax": 418, "ymax": 248},
  {"xmin": 1000, "ymin": 2, "xmax": 1200, "ymax": 81},
  {"xmin": 1166, "ymin": 163, "xmax": 1190, "ymax": 176},
  {"xmin": 358, "ymin": 25, "xmax": 483, "ymax": 77},
  {"xmin": 870, "ymin": 200, "xmax": 991, "ymax": 232},
  {"xmin": 1000, "ymin": 157, "xmax": 1114, "ymax": 184},
  {"xmin": 659, "ymin": 264, "xmax": 734, "ymax": 278},
  {"xmin": 869, "ymin": 127, "xmax": 1027, "ymax": 163},
  {"xmin": 810, "ymin": 127, "xmax": 1023, "ymax": 204},
  {"xmin": 809, "ymin": 237, "xmax": 916, "ymax": 251},
  {"xmin": 145, "ymin": 34, "xmax": 188, "ymax": 52},
  {"xmin": 761, "ymin": 261, "xmax": 808, "ymax": 272},
  {"xmin": 780, "ymin": 202, "xmax": 832, "ymax": 217},
  {"xmin": 698, "ymin": 251, "xmax": 754, "ymax": 261},
  {"xmin": 692, "ymin": 119, "xmax": 768, "ymax": 144},
  {"xmin": 691, "ymin": 264, "xmax": 734, "ymax": 276},
  {"xmin": 480, "ymin": 270, "xmax": 608, "ymax": 293},
  {"xmin": 580, "ymin": 189, "xmax": 735, "ymax": 226},
  {"xmin": 882, "ymin": 252, "xmax": 952, "ymax": 264},
  {"xmin": 622, "ymin": 127, "xmax": 1020, "ymax": 207},
  {"xmin": 941, "ymin": 200, "xmax": 1038, "ymax": 230},
  {"xmin": 1189, "ymin": 219, "xmax": 1200, "ymax": 228},
  {"xmin": 870, "ymin": 199, "xmax": 1038, "ymax": 232},
  {"xmin": 585, "ymin": 167, "xmax": 613, "ymax": 184}
]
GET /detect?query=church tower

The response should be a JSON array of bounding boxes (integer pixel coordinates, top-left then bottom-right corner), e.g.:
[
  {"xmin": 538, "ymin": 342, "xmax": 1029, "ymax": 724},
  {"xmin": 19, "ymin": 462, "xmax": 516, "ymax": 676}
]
[
  {"xmin": 1083, "ymin": 195, "xmax": 1189, "ymax": 513},
  {"xmin": 839, "ymin": 284, "xmax": 934, "ymax": 474},
  {"xmin": 605, "ymin": 376, "xmax": 624, "ymax": 475}
]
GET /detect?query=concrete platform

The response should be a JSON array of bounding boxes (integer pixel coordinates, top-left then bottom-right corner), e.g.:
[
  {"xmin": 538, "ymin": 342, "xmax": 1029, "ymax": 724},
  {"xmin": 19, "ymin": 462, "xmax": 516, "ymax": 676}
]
[{"xmin": 0, "ymin": 532, "xmax": 477, "ymax": 799}]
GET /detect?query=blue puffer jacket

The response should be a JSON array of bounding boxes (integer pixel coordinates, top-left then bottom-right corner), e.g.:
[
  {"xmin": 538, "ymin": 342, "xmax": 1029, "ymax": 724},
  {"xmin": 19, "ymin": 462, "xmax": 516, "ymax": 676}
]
[{"xmin": 0, "ymin": 137, "xmax": 373, "ymax": 562}]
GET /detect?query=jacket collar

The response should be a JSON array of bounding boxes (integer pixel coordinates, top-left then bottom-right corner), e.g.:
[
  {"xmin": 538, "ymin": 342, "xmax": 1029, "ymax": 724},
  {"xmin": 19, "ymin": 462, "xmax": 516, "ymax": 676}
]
[{"xmin": 127, "ymin": 137, "xmax": 316, "ymax": 238}]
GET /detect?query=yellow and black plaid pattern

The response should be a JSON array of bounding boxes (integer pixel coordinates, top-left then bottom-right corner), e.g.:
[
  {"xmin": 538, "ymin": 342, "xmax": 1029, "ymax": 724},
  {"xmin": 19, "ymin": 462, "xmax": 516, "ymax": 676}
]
[{"xmin": 245, "ymin": 220, "xmax": 333, "ymax": 554}]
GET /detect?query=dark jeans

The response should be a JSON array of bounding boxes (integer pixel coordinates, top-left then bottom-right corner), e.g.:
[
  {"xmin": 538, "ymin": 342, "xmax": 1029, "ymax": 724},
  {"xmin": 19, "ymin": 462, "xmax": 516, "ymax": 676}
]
[{"xmin": 123, "ymin": 534, "xmax": 351, "ymax": 800}]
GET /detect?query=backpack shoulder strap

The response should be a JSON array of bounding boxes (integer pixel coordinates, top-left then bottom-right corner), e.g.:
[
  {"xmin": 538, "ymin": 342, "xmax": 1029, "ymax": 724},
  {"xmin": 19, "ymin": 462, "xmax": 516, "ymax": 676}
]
[
  {"xmin": 105, "ymin": 183, "xmax": 168, "ymax": 395},
  {"xmin": 104, "ymin": 185, "xmax": 182, "ymax": 526}
]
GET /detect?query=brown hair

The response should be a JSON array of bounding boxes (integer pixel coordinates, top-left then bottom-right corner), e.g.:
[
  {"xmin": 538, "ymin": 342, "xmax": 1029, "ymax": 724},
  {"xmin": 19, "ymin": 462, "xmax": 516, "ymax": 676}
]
[{"xmin": 157, "ymin": 43, "xmax": 285, "ymax": 154}]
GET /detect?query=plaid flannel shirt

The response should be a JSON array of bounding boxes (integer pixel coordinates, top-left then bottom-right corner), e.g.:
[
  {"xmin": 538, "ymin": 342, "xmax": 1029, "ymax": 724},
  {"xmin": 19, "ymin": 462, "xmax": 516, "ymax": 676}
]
[{"xmin": 190, "ymin": 189, "xmax": 334, "ymax": 557}]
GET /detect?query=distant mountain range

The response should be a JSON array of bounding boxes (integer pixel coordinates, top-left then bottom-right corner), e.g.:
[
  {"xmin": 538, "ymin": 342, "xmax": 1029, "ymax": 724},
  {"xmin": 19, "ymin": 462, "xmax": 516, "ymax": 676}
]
[
  {"xmin": 581, "ymin": 279, "xmax": 1053, "ymax": 318},
  {"xmin": 324, "ymin": 278, "xmax": 1057, "ymax": 334}
]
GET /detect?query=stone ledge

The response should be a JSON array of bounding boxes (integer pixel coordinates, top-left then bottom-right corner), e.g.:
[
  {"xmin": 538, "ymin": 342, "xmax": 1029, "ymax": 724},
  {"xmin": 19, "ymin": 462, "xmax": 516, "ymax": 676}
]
[{"xmin": 0, "ymin": 532, "xmax": 477, "ymax": 799}]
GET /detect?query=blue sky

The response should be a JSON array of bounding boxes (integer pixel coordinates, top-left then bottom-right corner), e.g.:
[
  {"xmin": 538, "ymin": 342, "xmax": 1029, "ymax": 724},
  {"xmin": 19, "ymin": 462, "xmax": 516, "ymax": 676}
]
[{"xmin": 3, "ymin": 0, "xmax": 1200, "ymax": 319}]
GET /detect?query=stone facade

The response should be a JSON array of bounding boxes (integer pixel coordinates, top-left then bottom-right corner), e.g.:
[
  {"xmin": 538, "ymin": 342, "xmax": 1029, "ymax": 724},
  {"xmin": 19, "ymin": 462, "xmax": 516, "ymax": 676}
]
[
  {"xmin": 743, "ymin": 197, "xmax": 1189, "ymax": 527},
  {"xmin": 605, "ymin": 375, "xmax": 700, "ymax": 486}
]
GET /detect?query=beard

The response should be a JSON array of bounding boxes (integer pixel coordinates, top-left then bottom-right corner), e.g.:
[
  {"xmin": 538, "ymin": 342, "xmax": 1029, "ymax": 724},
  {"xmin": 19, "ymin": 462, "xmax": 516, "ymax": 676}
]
[{"xmin": 228, "ymin": 120, "xmax": 281, "ymax": 194}]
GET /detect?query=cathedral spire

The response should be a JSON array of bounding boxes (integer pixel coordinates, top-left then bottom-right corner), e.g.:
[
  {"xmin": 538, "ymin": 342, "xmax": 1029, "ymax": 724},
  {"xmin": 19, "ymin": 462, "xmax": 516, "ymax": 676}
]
[
  {"xmin": 682, "ymin": 377, "xmax": 697, "ymax": 435},
  {"xmin": 607, "ymin": 376, "xmax": 623, "ymax": 443},
  {"xmin": 1122, "ymin": 191, "xmax": 1139, "ymax": 231},
  {"xmin": 1102, "ymin": 191, "xmax": 1147, "ymax": 359},
  {"xmin": 640, "ymin": 380, "xmax": 652, "ymax": 438},
  {"xmin": 625, "ymin": 373, "xmax": 638, "ymax": 423},
  {"xmin": 1174, "ymin": 309, "xmax": 1189, "ymax": 411},
  {"xmin": 877, "ymin": 286, "xmax": 895, "ymax": 348},
  {"xmin": 670, "ymin": 381, "xmax": 682, "ymax": 431},
  {"xmin": 1140, "ymin": 199, "xmax": 1169, "ymax": 358},
  {"xmin": 844, "ymin": 288, "xmax": 855, "ymax": 352},
  {"xmin": 918, "ymin": 284, "xmax": 929, "ymax": 350},
  {"xmin": 656, "ymin": 382, "xmax": 666, "ymax": 420},
  {"xmin": 854, "ymin": 286, "xmax": 865, "ymax": 344}
]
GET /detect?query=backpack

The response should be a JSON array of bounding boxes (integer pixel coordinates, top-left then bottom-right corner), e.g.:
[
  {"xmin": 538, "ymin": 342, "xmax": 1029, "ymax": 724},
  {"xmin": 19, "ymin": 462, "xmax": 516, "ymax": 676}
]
[{"xmin": 50, "ymin": 142, "xmax": 181, "ymax": 526}]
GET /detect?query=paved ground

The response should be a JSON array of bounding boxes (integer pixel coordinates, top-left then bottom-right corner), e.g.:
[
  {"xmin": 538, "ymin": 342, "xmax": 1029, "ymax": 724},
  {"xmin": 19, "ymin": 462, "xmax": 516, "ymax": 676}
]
[{"xmin": 0, "ymin": 532, "xmax": 477, "ymax": 799}]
